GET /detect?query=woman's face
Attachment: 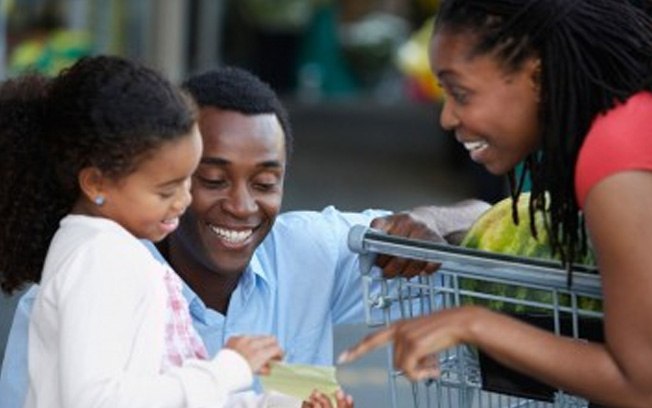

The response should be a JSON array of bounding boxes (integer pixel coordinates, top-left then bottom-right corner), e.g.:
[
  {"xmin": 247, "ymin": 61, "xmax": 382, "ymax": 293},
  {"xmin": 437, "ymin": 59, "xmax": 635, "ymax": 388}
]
[{"xmin": 429, "ymin": 28, "xmax": 541, "ymax": 175}]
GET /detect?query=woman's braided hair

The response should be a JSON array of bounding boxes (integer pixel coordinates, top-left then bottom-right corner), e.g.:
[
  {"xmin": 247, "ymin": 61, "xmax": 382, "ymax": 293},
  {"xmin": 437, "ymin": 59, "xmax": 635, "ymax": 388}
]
[{"xmin": 435, "ymin": 0, "xmax": 652, "ymax": 279}]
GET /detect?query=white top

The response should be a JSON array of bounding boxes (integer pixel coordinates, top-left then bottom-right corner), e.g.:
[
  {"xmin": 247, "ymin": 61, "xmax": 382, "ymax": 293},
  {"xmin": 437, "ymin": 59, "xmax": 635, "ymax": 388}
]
[{"xmin": 25, "ymin": 215, "xmax": 253, "ymax": 408}]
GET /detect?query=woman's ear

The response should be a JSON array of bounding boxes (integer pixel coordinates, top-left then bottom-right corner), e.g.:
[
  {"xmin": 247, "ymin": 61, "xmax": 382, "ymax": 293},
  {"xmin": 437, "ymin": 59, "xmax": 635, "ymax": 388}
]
[
  {"xmin": 78, "ymin": 167, "xmax": 106, "ymax": 205},
  {"xmin": 529, "ymin": 58, "xmax": 542, "ymax": 101}
]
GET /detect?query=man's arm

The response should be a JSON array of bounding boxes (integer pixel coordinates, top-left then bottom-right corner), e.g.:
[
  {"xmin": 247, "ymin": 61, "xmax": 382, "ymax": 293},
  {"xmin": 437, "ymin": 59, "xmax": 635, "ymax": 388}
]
[
  {"xmin": 0, "ymin": 285, "xmax": 37, "ymax": 408},
  {"xmin": 370, "ymin": 199, "xmax": 491, "ymax": 278}
]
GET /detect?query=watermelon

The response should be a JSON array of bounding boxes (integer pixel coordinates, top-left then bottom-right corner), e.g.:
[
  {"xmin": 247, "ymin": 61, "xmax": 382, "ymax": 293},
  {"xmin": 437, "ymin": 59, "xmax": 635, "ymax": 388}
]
[{"xmin": 459, "ymin": 193, "xmax": 601, "ymax": 313}]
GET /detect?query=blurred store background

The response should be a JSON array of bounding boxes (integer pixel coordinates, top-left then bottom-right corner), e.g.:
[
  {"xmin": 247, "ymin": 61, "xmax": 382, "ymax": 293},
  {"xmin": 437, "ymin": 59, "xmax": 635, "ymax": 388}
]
[{"xmin": 0, "ymin": 0, "xmax": 508, "ymax": 405}]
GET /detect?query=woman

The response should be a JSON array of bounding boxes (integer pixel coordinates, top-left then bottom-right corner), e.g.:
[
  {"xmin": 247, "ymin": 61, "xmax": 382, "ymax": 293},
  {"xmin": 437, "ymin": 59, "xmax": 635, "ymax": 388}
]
[{"xmin": 339, "ymin": 1, "xmax": 652, "ymax": 406}]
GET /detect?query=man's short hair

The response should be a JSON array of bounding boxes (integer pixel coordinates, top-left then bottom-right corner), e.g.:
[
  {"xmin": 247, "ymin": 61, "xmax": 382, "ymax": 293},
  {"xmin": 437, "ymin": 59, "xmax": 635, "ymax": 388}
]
[{"xmin": 182, "ymin": 66, "xmax": 292, "ymax": 158}]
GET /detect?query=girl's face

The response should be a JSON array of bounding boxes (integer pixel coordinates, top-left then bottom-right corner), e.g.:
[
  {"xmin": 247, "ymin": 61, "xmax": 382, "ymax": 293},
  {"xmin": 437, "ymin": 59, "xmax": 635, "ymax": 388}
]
[
  {"xmin": 430, "ymin": 28, "xmax": 541, "ymax": 175},
  {"xmin": 94, "ymin": 127, "xmax": 203, "ymax": 242}
]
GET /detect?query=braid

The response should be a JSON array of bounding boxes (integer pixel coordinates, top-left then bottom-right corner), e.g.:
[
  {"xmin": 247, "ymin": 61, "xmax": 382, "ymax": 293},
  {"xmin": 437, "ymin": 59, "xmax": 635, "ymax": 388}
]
[{"xmin": 437, "ymin": 0, "xmax": 652, "ymax": 277}]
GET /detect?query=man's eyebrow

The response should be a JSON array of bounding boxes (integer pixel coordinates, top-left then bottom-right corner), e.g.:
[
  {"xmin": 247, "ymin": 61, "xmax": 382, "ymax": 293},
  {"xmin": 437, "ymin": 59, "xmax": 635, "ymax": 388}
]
[
  {"xmin": 258, "ymin": 160, "xmax": 284, "ymax": 169},
  {"xmin": 199, "ymin": 157, "xmax": 283, "ymax": 169},
  {"xmin": 200, "ymin": 157, "xmax": 229, "ymax": 166}
]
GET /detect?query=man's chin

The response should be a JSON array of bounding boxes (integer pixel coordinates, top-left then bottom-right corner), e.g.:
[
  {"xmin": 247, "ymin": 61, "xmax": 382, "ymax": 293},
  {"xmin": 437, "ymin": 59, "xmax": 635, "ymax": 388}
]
[{"xmin": 209, "ymin": 253, "xmax": 254, "ymax": 277}]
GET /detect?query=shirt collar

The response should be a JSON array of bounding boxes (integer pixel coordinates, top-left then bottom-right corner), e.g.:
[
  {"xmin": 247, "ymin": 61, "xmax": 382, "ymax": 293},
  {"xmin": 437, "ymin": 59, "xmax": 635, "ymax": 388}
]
[
  {"xmin": 249, "ymin": 251, "xmax": 274, "ymax": 288},
  {"xmin": 181, "ymin": 253, "xmax": 274, "ymax": 322}
]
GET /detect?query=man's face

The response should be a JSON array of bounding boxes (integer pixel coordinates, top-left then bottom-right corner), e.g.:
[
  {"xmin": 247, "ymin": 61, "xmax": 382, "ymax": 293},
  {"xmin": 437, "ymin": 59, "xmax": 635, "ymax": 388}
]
[{"xmin": 175, "ymin": 107, "xmax": 286, "ymax": 277}]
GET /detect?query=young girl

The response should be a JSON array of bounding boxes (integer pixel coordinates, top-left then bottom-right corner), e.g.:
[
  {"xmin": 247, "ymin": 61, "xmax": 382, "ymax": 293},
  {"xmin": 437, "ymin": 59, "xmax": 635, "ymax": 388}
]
[
  {"xmin": 0, "ymin": 56, "xmax": 287, "ymax": 408},
  {"xmin": 340, "ymin": 1, "xmax": 652, "ymax": 406}
]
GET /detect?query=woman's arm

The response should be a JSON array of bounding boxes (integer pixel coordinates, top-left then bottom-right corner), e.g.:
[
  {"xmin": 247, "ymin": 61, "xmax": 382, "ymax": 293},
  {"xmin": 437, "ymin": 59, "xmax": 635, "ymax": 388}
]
[{"xmin": 341, "ymin": 171, "xmax": 652, "ymax": 407}]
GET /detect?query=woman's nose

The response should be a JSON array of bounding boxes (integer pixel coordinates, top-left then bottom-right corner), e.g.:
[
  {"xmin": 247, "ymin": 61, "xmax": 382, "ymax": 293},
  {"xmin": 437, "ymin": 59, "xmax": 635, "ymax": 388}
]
[{"xmin": 439, "ymin": 100, "xmax": 460, "ymax": 131}]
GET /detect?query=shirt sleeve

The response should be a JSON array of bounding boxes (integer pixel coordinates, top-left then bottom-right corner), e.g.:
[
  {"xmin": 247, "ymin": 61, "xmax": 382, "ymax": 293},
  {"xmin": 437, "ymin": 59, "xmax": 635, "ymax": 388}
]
[
  {"xmin": 575, "ymin": 92, "xmax": 652, "ymax": 208},
  {"xmin": 326, "ymin": 207, "xmax": 446, "ymax": 326},
  {"xmin": 44, "ymin": 235, "xmax": 252, "ymax": 408},
  {"xmin": 324, "ymin": 207, "xmax": 391, "ymax": 325},
  {"xmin": 0, "ymin": 286, "xmax": 37, "ymax": 408}
]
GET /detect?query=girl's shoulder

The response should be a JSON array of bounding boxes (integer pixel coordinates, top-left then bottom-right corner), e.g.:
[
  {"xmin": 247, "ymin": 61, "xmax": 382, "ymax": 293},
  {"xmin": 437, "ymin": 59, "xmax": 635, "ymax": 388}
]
[{"xmin": 45, "ymin": 215, "xmax": 159, "ymax": 284}]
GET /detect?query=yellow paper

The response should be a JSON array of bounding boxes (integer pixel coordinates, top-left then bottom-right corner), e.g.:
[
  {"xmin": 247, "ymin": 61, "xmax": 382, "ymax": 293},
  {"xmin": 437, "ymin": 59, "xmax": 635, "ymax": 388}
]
[{"xmin": 260, "ymin": 362, "xmax": 340, "ymax": 404}]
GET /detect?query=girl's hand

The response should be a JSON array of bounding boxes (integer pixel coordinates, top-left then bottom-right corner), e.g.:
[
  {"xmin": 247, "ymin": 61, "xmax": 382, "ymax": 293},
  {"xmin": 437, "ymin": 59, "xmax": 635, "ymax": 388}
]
[
  {"xmin": 302, "ymin": 389, "xmax": 354, "ymax": 408},
  {"xmin": 224, "ymin": 335, "xmax": 284, "ymax": 375}
]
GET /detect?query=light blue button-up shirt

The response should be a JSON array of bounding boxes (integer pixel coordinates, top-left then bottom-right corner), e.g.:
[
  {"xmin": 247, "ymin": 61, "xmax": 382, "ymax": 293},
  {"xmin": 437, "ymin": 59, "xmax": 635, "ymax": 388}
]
[{"xmin": 0, "ymin": 207, "xmax": 392, "ymax": 408}]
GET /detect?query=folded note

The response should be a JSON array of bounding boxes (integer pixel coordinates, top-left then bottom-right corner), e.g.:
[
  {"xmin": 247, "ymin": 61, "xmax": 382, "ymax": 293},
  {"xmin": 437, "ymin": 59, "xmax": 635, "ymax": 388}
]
[{"xmin": 261, "ymin": 362, "xmax": 340, "ymax": 404}]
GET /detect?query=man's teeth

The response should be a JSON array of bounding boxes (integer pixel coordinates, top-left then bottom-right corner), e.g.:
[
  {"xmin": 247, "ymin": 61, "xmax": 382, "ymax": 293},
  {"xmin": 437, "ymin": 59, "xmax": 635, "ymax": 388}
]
[
  {"xmin": 210, "ymin": 226, "xmax": 253, "ymax": 243},
  {"xmin": 463, "ymin": 141, "xmax": 488, "ymax": 152}
]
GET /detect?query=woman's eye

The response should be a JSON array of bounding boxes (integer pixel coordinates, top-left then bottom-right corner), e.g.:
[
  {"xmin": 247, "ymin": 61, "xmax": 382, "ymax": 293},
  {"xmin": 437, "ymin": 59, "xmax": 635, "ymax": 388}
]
[
  {"xmin": 442, "ymin": 84, "xmax": 469, "ymax": 105},
  {"xmin": 451, "ymin": 88, "xmax": 468, "ymax": 104}
]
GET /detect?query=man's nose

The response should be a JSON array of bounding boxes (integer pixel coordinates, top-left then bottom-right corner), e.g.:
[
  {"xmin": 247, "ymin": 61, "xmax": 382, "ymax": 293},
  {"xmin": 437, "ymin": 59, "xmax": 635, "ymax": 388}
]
[{"xmin": 224, "ymin": 184, "xmax": 257, "ymax": 216}]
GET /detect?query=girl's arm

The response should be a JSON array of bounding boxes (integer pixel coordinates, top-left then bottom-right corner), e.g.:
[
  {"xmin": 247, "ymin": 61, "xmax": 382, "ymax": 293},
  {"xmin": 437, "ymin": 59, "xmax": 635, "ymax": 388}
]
[{"xmin": 51, "ymin": 237, "xmax": 253, "ymax": 408}]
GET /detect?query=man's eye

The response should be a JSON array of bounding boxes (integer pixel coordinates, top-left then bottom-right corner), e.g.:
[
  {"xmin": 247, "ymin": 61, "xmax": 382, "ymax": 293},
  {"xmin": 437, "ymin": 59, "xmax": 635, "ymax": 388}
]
[
  {"xmin": 196, "ymin": 176, "xmax": 227, "ymax": 188},
  {"xmin": 255, "ymin": 182, "xmax": 276, "ymax": 192}
]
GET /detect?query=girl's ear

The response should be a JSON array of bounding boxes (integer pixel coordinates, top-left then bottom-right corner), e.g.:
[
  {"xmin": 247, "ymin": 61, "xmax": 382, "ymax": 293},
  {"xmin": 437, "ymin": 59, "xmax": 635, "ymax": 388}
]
[{"xmin": 78, "ymin": 167, "xmax": 106, "ymax": 204}]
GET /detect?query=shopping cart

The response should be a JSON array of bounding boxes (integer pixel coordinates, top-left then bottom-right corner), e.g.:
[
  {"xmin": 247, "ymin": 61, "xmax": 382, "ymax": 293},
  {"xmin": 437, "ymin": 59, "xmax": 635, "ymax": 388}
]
[{"xmin": 348, "ymin": 225, "xmax": 604, "ymax": 408}]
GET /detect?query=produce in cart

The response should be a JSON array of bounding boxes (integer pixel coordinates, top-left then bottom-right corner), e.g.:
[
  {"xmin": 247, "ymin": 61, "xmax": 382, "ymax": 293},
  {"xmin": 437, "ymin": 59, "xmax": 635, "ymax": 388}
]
[
  {"xmin": 459, "ymin": 193, "xmax": 604, "ymax": 402},
  {"xmin": 459, "ymin": 193, "xmax": 601, "ymax": 313}
]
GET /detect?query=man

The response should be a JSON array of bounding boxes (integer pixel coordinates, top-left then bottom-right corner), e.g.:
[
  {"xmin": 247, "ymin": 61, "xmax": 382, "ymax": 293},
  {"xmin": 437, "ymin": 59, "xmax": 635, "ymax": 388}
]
[{"xmin": 0, "ymin": 66, "xmax": 489, "ymax": 407}]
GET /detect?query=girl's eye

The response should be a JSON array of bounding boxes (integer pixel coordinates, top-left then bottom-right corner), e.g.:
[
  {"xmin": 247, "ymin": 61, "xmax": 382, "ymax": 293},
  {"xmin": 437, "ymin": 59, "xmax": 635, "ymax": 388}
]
[{"xmin": 158, "ymin": 190, "xmax": 175, "ymax": 199}]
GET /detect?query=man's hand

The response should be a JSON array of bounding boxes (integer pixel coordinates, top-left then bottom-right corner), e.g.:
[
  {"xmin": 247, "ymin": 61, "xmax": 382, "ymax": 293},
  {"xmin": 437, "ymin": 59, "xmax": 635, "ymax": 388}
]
[{"xmin": 370, "ymin": 200, "xmax": 490, "ymax": 278}]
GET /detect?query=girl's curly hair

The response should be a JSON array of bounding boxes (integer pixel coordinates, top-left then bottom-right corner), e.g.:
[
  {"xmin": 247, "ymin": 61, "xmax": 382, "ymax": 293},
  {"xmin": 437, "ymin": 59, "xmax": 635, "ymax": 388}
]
[{"xmin": 0, "ymin": 55, "xmax": 196, "ymax": 294}]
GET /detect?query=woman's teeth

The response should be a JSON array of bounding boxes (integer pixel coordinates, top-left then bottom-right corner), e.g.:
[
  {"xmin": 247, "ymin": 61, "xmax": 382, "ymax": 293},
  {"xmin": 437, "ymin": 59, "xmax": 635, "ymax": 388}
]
[
  {"xmin": 210, "ymin": 226, "xmax": 253, "ymax": 243},
  {"xmin": 463, "ymin": 141, "xmax": 489, "ymax": 152}
]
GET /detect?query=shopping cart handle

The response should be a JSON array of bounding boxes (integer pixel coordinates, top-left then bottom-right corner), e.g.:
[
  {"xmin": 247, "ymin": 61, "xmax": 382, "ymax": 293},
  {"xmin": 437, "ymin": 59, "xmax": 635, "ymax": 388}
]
[
  {"xmin": 348, "ymin": 225, "xmax": 371, "ymax": 254},
  {"xmin": 347, "ymin": 224, "xmax": 602, "ymax": 294}
]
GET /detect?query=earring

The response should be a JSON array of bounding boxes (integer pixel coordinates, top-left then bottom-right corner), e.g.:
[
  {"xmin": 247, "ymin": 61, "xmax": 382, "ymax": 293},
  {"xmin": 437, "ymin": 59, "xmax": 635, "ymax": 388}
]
[{"xmin": 94, "ymin": 195, "xmax": 106, "ymax": 206}]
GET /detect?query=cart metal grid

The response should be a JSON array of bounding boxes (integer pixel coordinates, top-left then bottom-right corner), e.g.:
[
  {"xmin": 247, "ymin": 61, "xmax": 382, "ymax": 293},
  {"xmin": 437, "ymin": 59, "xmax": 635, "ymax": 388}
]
[{"xmin": 348, "ymin": 225, "xmax": 604, "ymax": 408}]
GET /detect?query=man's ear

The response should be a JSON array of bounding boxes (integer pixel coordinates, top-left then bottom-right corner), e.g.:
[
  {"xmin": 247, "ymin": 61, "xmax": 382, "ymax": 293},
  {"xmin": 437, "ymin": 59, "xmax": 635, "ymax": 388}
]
[{"xmin": 78, "ymin": 167, "xmax": 106, "ymax": 203}]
